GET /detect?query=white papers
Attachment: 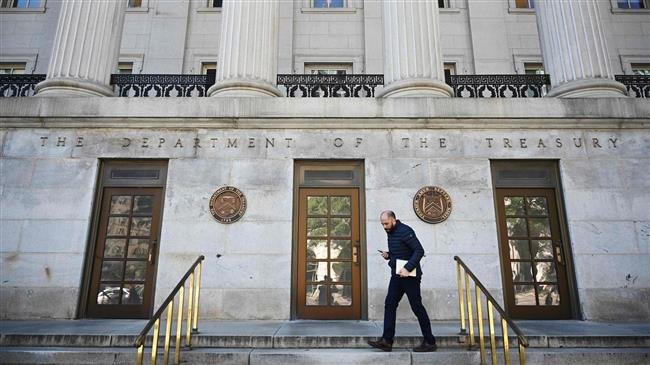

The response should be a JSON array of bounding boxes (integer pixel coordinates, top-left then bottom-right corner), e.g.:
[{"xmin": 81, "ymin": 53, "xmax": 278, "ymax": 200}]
[{"xmin": 396, "ymin": 259, "xmax": 416, "ymax": 277}]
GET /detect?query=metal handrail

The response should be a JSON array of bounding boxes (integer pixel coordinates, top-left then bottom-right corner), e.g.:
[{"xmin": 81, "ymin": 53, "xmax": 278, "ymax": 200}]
[
  {"xmin": 454, "ymin": 255, "xmax": 528, "ymax": 365},
  {"xmin": 135, "ymin": 255, "xmax": 204, "ymax": 365}
]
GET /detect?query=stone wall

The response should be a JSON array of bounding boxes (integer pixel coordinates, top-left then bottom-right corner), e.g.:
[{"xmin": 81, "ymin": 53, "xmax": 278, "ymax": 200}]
[{"xmin": 1, "ymin": 98, "xmax": 647, "ymax": 321}]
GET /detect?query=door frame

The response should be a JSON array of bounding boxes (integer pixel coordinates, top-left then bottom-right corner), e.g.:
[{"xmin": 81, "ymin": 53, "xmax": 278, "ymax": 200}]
[
  {"xmin": 490, "ymin": 159, "xmax": 581, "ymax": 320},
  {"xmin": 291, "ymin": 160, "xmax": 367, "ymax": 320},
  {"xmin": 77, "ymin": 159, "xmax": 168, "ymax": 319}
]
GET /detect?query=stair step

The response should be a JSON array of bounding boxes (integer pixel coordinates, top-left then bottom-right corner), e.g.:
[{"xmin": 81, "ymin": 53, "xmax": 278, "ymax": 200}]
[
  {"xmin": 1, "ymin": 347, "xmax": 649, "ymax": 365},
  {"xmin": 2, "ymin": 332, "xmax": 648, "ymax": 349}
]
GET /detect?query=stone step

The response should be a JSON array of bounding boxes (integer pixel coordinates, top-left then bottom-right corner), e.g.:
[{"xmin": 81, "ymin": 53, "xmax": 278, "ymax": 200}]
[
  {"xmin": 2, "ymin": 332, "xmax": 648, "ymax": 349},
  {"xmin": 1, "ymin": 347, "xmax": 649, "ymax": 365}
]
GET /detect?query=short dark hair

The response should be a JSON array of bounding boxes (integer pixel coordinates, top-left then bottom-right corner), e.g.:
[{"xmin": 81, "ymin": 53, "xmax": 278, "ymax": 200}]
[{"xmin": 380, "ymin": 210, "xmax": 396, "ymax": 219}]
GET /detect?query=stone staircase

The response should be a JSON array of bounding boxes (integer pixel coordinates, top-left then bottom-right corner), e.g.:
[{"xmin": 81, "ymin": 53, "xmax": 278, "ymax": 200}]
[{"xmin": 1, "ymin": 320, "xmax": 648, "ymax": 365}]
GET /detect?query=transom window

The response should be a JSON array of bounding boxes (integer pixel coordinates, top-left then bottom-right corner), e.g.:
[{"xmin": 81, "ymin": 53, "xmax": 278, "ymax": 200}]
[
  {"xmin": 0, "ymin": 62, "xmax": 26, "ymax": 74},
  {"xmin": 515, "ymin": 0, "xmax": 535, "ymax": 8},
  {"xmin": 617, "ymin": 0, "xmax": 646, "ymax": 8},
  {"xmin": 0, "ymin": 0, "xmax": 41, "ymax": 8},
  {"xmin": 314, "ymin": 0, "xmax": 344, "ymax": 8},
  {"xmin": 438, "ymin": 0, "xmax": 449, "ymax": 7},
  {"xmin": 304, "ymin": 63, "xmax": 352, "ymax": 75}
]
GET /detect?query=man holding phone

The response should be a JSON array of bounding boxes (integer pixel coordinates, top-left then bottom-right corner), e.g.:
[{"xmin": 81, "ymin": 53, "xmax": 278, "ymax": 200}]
[{"xmin": 367, "ymin": 210, "xmax": 437, "ymax": 352}]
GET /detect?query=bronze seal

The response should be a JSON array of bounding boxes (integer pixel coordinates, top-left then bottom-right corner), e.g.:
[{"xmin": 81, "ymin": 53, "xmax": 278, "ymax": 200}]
[
  {"xmin": 413, "ymin": 186, "xmax": 452, "ymax": 224},
  {"xmin": 209, "ymin": 186, "xmax": 247, "ymax": 224}
]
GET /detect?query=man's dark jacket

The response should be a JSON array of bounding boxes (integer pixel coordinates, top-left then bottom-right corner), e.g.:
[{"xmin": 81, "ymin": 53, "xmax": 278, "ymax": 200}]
[{"xmin": 384, "ymin": 220, "xmax": 424, "ymax": 277}]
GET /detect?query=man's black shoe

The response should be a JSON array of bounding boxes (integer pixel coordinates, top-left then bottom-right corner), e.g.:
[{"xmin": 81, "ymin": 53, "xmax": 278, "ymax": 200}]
[
  {"xmin": 412, "ymin": 340, "xmax": 437, "ymax": 352},
  {"xmin": 367, "ymin": 338, "xmax": 393, "ymax": 352}
]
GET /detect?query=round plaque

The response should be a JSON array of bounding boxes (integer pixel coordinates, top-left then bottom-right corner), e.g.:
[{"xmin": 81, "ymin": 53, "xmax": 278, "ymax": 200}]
[
  {"xmin": 209, "ymin": 186, "xmax": 247, "ymax": 224},
  {"xmin": 413, "ymin": 186, "xmax": 452, "ymax": 224}
]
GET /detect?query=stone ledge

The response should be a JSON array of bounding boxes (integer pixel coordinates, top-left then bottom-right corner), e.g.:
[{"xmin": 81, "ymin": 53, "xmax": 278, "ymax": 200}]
[{"xmin": 0, "ymin": 97, "xmax": 648, "ymax": 130}]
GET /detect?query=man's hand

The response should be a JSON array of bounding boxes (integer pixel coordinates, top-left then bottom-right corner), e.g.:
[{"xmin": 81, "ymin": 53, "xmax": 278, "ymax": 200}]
[
  {"xmin": 398, "ymin": 267, "xmax": 410, "ymax": 277},
  {"xmin": 379, "ymin": 250, "xmax": 389, "ymax": 259}
]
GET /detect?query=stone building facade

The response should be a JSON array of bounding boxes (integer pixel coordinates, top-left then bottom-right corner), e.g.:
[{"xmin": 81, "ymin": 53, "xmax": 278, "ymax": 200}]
[{"xmin": 0, "ymin": 0, "xmax": 648, "ymax": 322}]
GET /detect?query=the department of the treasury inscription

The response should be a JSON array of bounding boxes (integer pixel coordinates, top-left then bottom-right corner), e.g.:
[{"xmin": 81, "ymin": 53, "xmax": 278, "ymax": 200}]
[
  {"xmin": 209, "ymin": 186, "xmax": 247, "ymax": 224},
  {"xmin": 413, "ymin": 186, "xmax": 452, "ymax": 224}
]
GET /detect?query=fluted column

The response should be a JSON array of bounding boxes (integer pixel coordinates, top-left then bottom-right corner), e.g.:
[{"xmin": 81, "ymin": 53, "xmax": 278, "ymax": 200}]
[
  {"xmin": 377, "ymin": 0, "xmax": 452, "ymax": 98},
  {"xmin": 208, "ymin": 0, "xmax": 282, "ymax": 97},
  {"xmin": 35, "ymin": 0, "xmax": 126, "ymax": 97},
  {"xmin": 535, "ymin": 0, "xmax": 627, "ymax": 98}
]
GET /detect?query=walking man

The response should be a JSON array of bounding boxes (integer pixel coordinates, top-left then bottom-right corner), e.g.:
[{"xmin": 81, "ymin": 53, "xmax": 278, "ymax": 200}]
[{"xmin": 368, "ymin": 210, "xmax": 437, "ymax": 352}]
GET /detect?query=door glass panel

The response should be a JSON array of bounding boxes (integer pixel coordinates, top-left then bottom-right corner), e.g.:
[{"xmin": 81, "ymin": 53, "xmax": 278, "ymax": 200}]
[
  {"xmin": 306, "ymin": 261, "xmax": 328, "ymax": 282},
  {"xmin": 330, "ymin": 217, "xmax": 351, "ymax": 236},
  {"xmin": 104, "ymin": 238, "xmax": 127, "ymax": 258},
  {"xmin": 537, "ymin": 284, "xmax": 560, "ymax": 306},
  {"xmin": 130, "ymin": 217, "xmax": 152, "ymax": 236},
  {"xmin": 506, "ymin": 218, "xmax": 528, "ymax": 237},
  {"xmin": 127, "ymin": 239, "xmax": 149, "ymax": 258},
  {"xmin": 504, "ymin": 196, "xmax": 525, "ymax": 215},
  {"xmin": 307, "ymin": 239, "xmax": 328, "ymax": 259},
  {"xmin": 330, "ymin": 196, "xmax": 351, "ymax": 215},
  {"xmin": 107, "ymin": 217, "xmax": 129, "ymax": 236},
  {"xmin": 307, "ymin": 196, "xmax": 328, "ymax": 215},
  {"xmin": 330, "ymin": 262, "xmax": 352, "ymax": 282},
  {"xmin": 307, "ymin": 218, "xmax": 328, "ymax": 237},
  {"xmin": 101, "ymin": 261, "xmax": 123, "ymax": 281},
  {"xmin": 511, "ymin": 262, "xmax": 533, "ymax": 282},
  {"xmin": 110, "ymin": 196, "xmax": 132, "ymax": 214},
  {"xmin": 133, "ymin": 196, "xmax": 154, "ymax": 214},
  {"xmin": 306, "ymin": 284, "xmax": 328, "ymax": 306},
  {"xmin": 535, "ymin": 262, "xmax": 557, "ymax": 282},
  {"xmin": 330, "ymin": 285, "xmax": 352, "ymax": 306},
  {"xmin": 531, "ymin": 240, "xmax": 553, "ymax": 259},
  {"xmin": 514, "ymin": 285, "xmax": 536, "ymax": 305},
  {"xmin": 330, "ymin": 239, "xmax": 351, "ymax": 259},
  {"xmin": 97, "ymin": 284, "xmax": 121, "ymax": 305},
  {"xmin": 124, "ymin": 261, "xmax": 147, "ymax": 281},
  {"xmin": 529, "ymin": 218, "xmax": 551, "ymax": 237},
  {"xmin": 509, "ymin": 240, "xmax": 530, "ymax": 260},
  {"xmin": 526, "ymin": 196, "xmax": 548, "ymax": 216},
  {"xmin": 123, "ymin": 284, "xmax": 144, "ymax": 305}
]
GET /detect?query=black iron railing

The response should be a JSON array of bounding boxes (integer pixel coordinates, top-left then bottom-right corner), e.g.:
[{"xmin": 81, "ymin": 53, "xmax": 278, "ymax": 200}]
[
  {"xmin": 277, "ymin": 74, "xmax": 384, "ymax": 97},
  {"xmin": 446, "ymin": 74, "xmax": 550, "ymax": 98},
  {"xmin": 110, "ymin": 74, "xmax": 216, "ymax": 97},
  {"xmin": 615, "ymin": 75, "xmax": 649, "ymax": 98},
  {"xmin": 0, "ymin": 74, "xmax": 46, "ymax": 97}
]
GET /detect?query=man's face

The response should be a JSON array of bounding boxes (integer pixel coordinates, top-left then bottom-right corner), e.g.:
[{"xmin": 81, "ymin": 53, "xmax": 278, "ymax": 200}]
[{"xmin": 381, "ymin": 215, "xmax": 396, "ymax": 232}]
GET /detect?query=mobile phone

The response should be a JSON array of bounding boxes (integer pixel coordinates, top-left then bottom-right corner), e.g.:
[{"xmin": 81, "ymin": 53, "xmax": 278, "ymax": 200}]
[{"xmin": 378, "ymin": 250, "xmax": 385, "ymax": 254}]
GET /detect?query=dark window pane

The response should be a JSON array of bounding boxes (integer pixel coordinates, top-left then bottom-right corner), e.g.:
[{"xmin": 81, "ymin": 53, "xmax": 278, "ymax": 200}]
[
  {"xmin": 526, "ymin": 196, "xmax": 548, "ymax": 216},
  {"xmin": 104, "ymin": 238, "xmax": 127, "ymax": 258},
  {"xmin": 506, "ymin": 218, "xmax": 528, "ymax": 237},
  {"xmin": 330, "ymin": 196, "xmax": 351, "ymax": 215},
  {"xmin": 123, "ymin": 284, "xmax": 144, "ymax": 304},
  {"xmin": 133, "ymin": 196, "xmax": 153, "ymax": 214},
  {"xmin": 127, "ymin": 239, "xmax": 149, "ymax": 259},
  {"xmin": 307, "ymin": 218, "xmax": 328, "ymax": 237},
  {"xmin": 124, "ymin": 261, "xmax": 148, "ymax": 281},
  {"xmin": 511, "ymin": 262, "xmax": 533, "ymax": 282},
  {"xmin": 330, "ymin": 217, "xmax": 351, "ymax": 237},
  {"xmin": 107, "ymin": 217, "xmax": 129, "ymax": 236},
  {"xmin": 537, "ymin": 284, "xmax": 560, "ymax": 306},
  {"xmin": 330, "ymin": 239, "xmax": 351, "ymax": 259},
  {"xmin": 307, "ymin": 196, "xmax": 328, "ymax": 215},
  {"xmin": 130, "ymin": 217, "xmax": 152, "ymax": 236},
  {"xmin": 509, "ymin": 239, "xmax": 530, "ymax": 260},
  {"xmin": 504, "ymin": 196, "xmax": 525, "ymax": 216},
  {"xmin": 101, "ymin": 261, "xmax": 124, "ymax": 281},
  {"xmin": 529, "ymin": 218, "xmax": 551, "ymax": 237},
  {"xmin": 531, "ymin": 240, "xmax": 553, "ymax": 259}
]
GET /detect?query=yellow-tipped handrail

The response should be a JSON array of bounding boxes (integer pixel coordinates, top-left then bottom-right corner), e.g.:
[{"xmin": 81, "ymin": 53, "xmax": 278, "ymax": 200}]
[
  {"xmin": 135, "ymin": 255, "xmax": 205, "ymax": 365},
  {"xmin": 454, "ymin": 255, "xmax": 528, "ymax": 365}
]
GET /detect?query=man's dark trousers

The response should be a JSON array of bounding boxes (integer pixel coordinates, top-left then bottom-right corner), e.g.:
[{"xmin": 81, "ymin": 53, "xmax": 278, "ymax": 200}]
[{"xmin": 382, "ymin": 275, "xmax": 435, "ymax": 344}]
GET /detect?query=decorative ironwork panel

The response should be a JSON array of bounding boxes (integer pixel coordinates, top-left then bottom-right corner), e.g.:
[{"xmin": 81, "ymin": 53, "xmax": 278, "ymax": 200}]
[
  {"xmin": 110, "ymin": 74, "xmax": 216, "ymax": 97},
  {"xmin": 277, "ymin": 74, "xmax": 384, "ymax": 97},
  {"xmin": 0, "ymin": 74, "xmax": 46, "ymax": 97},
  {"xmin": 446, "ymin": 74, "xmax": 551, "ymax": 98},
  {"xmin": 615, "ymin": 75, "xmax": 649, "ymax": 98}
]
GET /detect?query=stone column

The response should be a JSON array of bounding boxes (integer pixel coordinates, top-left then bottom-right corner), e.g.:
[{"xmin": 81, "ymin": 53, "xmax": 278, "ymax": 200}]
[
  {"xmin": 35, "ymin": 0, "xmax": 126, "ymax": 97},
  {"xmin": 377, "ymin": 0, "xmax": 452, "ymax": 98},
  {"xmin": 535, "ymin": 0, "xmax": 627, "ymax": 98},
  {"xmin": 208, "ymin": 0, "xmax": 282, "ymax": 97}
]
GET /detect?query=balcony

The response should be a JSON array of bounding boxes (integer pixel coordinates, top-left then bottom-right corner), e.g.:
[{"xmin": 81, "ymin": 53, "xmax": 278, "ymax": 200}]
[{"xmin": 1, "ymin": 74, "xmax": 647, "ymax": 98}]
